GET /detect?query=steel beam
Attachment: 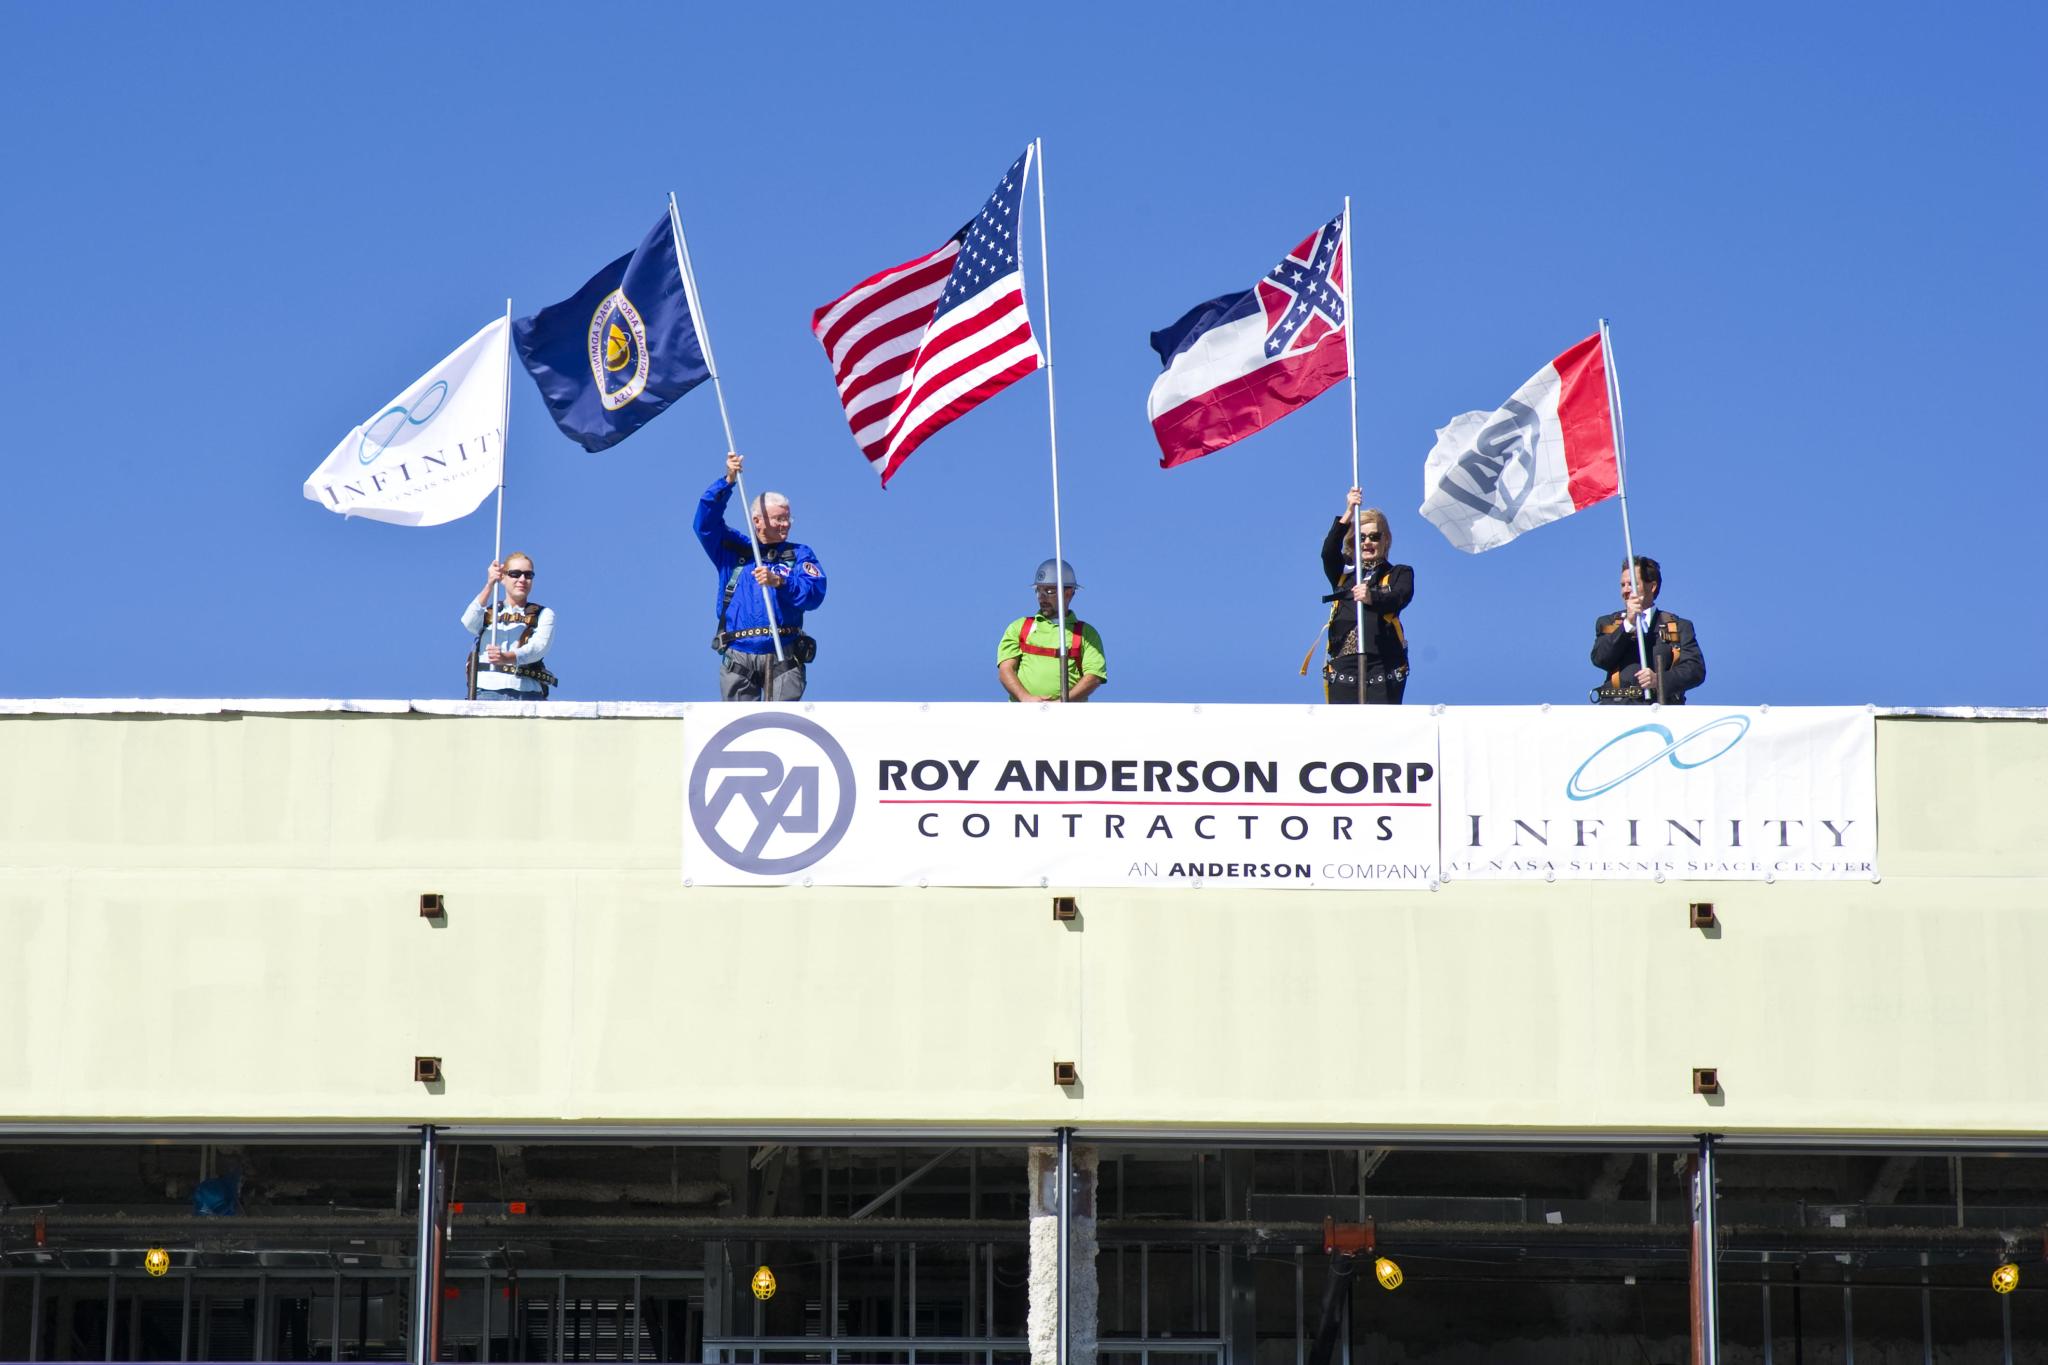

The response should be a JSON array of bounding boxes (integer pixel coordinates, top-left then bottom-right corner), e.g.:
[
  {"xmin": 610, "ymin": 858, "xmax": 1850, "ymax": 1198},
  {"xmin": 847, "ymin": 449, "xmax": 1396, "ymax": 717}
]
[{"xmin": 410, "ymin": 1126, "xmax": 440, "ymax": 1365}]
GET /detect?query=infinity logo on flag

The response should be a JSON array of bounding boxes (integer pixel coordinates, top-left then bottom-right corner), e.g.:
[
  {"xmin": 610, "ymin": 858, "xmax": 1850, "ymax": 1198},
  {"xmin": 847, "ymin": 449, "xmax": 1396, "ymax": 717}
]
[
  {"xmin": 1565, "ymin": 716, "xmax": 1751, "ymax": 801},
  {"xmin": 688, "ymin": 713, "xmax": 857, "ymax": 874},
  {"xmin": 357, "ymin": 381, "xmax": 449, "ymax": 466}
]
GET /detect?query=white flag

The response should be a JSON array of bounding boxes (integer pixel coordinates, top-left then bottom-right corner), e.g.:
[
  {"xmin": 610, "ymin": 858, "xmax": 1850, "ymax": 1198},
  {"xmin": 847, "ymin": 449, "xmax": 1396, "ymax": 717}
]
[
  {"xmin": 1417, "ymin": 332, "xmax": 1618, "ymax": 554},
  {"xmin": 303, "ymin": 316, "xmax": 509, "ymax": 527}
]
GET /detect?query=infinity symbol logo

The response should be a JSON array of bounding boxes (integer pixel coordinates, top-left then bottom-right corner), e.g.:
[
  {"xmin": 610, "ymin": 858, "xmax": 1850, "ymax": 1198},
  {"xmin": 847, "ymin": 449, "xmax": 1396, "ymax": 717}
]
[
  {"xmin": 357, "ymin": 380, "xmax": 450, "ymax": 466},
  {"xmin": 1566, "ymin": 715, "xmax": 1751, "ymax": 801}
]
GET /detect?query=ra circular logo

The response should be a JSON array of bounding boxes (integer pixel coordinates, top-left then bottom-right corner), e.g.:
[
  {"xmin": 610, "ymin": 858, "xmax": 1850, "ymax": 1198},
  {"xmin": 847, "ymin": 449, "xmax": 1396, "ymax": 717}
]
[
  {"xmin": 688, "ymin": 713, "xmax": 857, "ymax": 875},
  {"xmin": 588, "ymin": 288, "xmax": 650, "ymax": 410}
]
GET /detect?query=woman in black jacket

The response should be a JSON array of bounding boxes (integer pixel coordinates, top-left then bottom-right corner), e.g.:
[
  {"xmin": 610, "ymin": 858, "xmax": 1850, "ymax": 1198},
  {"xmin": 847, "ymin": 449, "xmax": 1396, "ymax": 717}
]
[{"xmin": 1318, "ymin": 488, "xmax": 1414, "ymax": 704}]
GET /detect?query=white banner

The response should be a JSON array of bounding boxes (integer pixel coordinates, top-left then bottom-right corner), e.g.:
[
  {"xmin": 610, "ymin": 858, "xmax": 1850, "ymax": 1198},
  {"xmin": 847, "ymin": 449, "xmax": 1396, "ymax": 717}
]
[
  {"xmin": 681, "ymin": 703, "xmax": 1441, "ymax": 889},
  {"xmin": 1439, "ymin": 706, "xmax": 1877, "ymax": 881},
  {"xmin": 303, "ymin": 315, "xmax": 509, "ymax": 527}
]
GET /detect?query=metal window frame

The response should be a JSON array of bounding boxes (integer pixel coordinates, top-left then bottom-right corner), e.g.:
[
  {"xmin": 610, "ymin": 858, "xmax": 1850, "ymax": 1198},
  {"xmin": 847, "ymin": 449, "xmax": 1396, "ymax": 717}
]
[{"xmin": 9, "ymin": 1123, "xmax": 2048, "ymax": 1365}]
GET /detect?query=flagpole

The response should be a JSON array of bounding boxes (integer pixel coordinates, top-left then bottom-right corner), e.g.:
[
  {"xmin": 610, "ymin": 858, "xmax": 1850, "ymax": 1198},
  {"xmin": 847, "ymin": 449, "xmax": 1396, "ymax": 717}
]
[
  {"xmin": 668, "ymin": 192, "xmax": 787, "ymax": 667},
  {"xmin": 1031, "ymin": 138, "xmax": 1070, "ymax": 703},
  {"xmin": 1599, "ymin": 317, "xmax": 1652, "ymax": 687},
  {"xmin": 473, "ymin": 299, "xmax": 514, "ymax": 701},
  {"xmin": 494, "ymin": 299, "xmax": 511, "ymax": 572},
  {"xmin": 1340, "ymin": 198, "xmax": 1365, "ymax": 704}
]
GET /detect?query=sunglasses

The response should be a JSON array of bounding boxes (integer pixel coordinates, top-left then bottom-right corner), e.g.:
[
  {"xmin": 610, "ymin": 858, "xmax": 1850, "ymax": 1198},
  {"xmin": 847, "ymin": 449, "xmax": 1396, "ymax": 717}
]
[
  {"xmin": 1358, "ymin": 532, "xmax": 1383, "ymax": 542},
  {"xmin": 504, "ymin": 569, "xmax": 534, "ymax": 579}
]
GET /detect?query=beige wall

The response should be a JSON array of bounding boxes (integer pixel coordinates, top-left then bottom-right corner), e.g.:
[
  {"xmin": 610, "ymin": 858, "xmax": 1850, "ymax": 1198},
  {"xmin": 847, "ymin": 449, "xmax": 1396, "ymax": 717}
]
[{"xmin": 0, "ymin": 709, "xmax": 2041, "ymax": 1135}]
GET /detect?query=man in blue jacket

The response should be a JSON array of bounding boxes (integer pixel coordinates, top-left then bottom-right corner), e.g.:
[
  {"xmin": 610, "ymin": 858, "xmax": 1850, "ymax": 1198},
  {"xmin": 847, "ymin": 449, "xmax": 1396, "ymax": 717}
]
[{"xmin": 695, "ymin": 451, "xmax": 827, "ymax": 700}]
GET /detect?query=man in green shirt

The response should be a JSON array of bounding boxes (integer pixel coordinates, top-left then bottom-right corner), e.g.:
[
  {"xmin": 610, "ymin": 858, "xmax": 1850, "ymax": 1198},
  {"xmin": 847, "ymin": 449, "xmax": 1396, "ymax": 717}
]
[{"xmin": 996, "ymin": 559, "xmax": 1107, "ymax": 702}]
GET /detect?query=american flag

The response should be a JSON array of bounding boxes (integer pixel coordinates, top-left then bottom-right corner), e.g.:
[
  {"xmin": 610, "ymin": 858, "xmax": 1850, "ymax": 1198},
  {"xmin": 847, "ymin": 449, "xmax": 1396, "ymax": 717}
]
[
  {"xmin": 812, "ymin": 149, "xmax": 1043, "ymax": 486},
  {"xmin": 1255, "ymin": 213, "xmax": 1346, "ymax": 359}
]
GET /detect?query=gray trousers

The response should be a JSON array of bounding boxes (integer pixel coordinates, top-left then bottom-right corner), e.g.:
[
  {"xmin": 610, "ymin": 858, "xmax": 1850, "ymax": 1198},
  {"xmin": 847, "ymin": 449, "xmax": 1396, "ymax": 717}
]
[{"xmin": 720, "ymin": 650, "xmax": 807, "ymax": 702}]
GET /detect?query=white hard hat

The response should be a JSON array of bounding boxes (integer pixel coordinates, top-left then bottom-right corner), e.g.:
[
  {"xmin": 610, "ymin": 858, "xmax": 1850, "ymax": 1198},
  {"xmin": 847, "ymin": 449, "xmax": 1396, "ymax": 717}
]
[{"xmin": 1034, "ymin": 558, "xmax": 1080, "ymax": 589}]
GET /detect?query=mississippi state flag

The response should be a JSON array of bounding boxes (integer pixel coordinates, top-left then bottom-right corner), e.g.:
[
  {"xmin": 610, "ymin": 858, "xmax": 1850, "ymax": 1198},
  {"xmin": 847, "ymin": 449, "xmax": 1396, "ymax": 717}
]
[
  {"xmin": 813, "ymin": 150, "xmax": 1043, "ymax": 486},
  {"xmin": 1417, "ymin": 333, "xmax": 1619, "ymax": 554},
  {"xmin": 1147, "ymin": 212, "xmax": 1349, "ymax": 469}
]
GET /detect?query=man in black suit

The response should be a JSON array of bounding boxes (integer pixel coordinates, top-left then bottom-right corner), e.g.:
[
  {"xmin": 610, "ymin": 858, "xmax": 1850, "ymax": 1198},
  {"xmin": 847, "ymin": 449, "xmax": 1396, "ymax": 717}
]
[{"xmin": 1591, "ymin": 556, "xmax": 1705, "ymax": 704}]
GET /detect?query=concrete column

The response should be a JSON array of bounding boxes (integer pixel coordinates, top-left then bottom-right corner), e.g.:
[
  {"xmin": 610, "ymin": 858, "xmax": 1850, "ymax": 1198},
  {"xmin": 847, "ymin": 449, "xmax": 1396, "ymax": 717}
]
[
  {"xmin": 1028, "ymin": 1143, "xmax": 1098, "ymax": 1365},
  {"xmin": 1223, "ymin": 1152, "xmax": 1257, "ymax": 1365}
]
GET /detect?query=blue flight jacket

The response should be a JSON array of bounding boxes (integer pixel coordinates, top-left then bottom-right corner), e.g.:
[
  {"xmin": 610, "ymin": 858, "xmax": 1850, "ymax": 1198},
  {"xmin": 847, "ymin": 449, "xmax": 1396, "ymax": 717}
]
[{"xmin": 694, "ymin": 476, "xmax": 827, "ymax": 654}]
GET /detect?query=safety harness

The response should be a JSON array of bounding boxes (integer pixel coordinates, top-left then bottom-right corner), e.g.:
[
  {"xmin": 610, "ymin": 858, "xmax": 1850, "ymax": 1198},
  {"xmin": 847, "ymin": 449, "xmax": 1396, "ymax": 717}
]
[
  {"xmin": 1012, "ymin": 616, "xmax": 1090, "ymax": 698},
  {"xmin": 1596, "ymin": 615, "xmax": 1683, "ymax": 702},
  {"xmin": 1018, "ymin": 616, "xmax": 1087, "ymax": 661},
  {"xmin": 1299, "ymin": 567, "xmax": 1407, "ymax": 678},
  {"xmin": 1019, "ymin": 618, "xmax": 1097, "ymax": 699},
  {"xmin": 711, "ymin": 547, "xmax": 816, "ymax": 660},
  {"xmin": 468, "ymin": 601, "xmax": 559, "ymax": 698}
]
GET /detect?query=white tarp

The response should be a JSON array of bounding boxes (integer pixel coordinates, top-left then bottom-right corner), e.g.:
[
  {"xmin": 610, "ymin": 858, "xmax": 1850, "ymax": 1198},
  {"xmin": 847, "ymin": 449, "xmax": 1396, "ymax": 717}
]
[
  {"xmin": 1439, "ymin": 706, "xmax": 1877, "ymax": 881},
  {"xmin": 680, "ymin": 703, "xmax": 1441, "ymax": 889}
]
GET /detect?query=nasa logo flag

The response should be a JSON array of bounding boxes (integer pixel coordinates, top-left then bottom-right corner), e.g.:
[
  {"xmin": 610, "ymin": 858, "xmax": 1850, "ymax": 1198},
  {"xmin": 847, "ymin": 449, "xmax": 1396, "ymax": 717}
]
[
  {"xmin": 1147, "ymin": 212, "xmax": 1349, "ymax": 469},
  {"xmin": 303, "ymin": 315, "xmax": 510, "ymax": 527},
  {"xmin": 1418, "ymin": 333, "xmax": 1619, "ymax": 554},
  {"xmin": 514, "ymin": 212, "xmax": 710, "ymax": 453}
]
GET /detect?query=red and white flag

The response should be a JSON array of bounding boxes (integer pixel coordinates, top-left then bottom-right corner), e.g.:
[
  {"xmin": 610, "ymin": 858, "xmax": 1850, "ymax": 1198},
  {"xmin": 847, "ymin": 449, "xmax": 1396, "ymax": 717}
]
[
  {"xmin": 812, "ymin": 149, "xmax": 1042, "ymax": 486},
  {"xmin": 1417, "ymin": 332, "xmax": 1619, "ymax": 553}
]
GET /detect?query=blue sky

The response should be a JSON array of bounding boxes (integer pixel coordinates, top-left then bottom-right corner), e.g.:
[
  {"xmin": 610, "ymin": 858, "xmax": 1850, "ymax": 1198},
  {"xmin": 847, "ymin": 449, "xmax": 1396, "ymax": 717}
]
[{"xmin": 4, "ymin": 2, "xmax": 2041, "ymax": 706}]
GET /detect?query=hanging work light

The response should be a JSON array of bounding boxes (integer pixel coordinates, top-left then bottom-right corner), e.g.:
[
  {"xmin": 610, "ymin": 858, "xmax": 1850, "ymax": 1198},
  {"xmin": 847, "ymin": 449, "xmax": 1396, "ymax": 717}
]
[
  {"xmin": 144, "ymin": 1248, "xmax": 171, "ymax": 1278},
  {"xmin": 751, "ymin": 1265, "xmax": 778, "ymax": 1301},
  {"xmin": 1374, "ymin": 1256, "xmax": 1403, "ymax": 1290},
  {"xmin": 1992, "ymin": 1262, "xmax": 2019, "ymax": 1294}
]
